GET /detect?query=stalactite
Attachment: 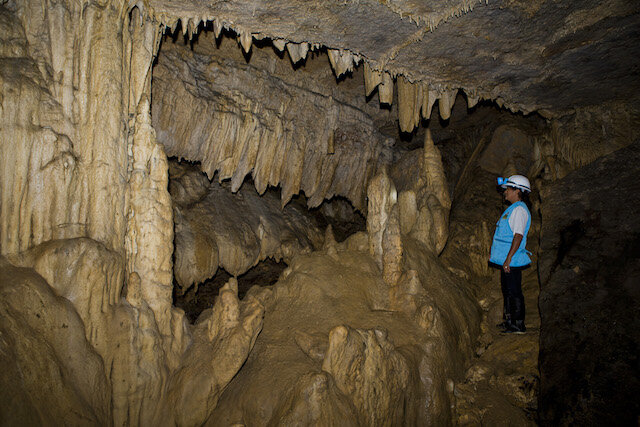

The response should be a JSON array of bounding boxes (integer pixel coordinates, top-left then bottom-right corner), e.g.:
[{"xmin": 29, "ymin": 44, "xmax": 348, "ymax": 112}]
[{"xmin": 152, "ymin": 40, "xmax": 391, "ymax": 211}]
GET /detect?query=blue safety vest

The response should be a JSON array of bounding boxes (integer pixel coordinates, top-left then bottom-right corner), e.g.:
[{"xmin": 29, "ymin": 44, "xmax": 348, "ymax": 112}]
[{"xmin": 489, "ymin": 201, "xmax": 531, "ymax": 267}]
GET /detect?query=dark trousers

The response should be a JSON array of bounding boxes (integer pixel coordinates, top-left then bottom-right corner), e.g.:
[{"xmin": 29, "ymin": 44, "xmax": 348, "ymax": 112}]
[{"xmin": 500, "ymin": 268, "xmax": 525, "ymax": 323}]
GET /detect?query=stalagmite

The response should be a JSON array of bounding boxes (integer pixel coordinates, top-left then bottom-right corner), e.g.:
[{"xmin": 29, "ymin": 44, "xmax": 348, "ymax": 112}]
[
  {"xmin": 382, "ymin": 207, "xmax": 403, "ymax": 286},
  {"xmin": 439, "ymin": 89, "xmax": 458, "ymax": 120},
  {"xmin": 388, "ymin": 129, "xmax": 451, "ymax": 255},
  {"xmin": 367, "ymin": 167, "xmax": 397, "ymax": 270},
  {"xmin": 125, "ymin": 95, "xmax": 184, "ymax": 359},
  {"xmin": 378, "ymin": 72, "xmax": 394, "ymax": 105},
  {"xmin": 364, "ymin": 62, "xmax": 383, "ymax": 96},
  {"xmin": 167, "ymin": 278, "xmax": 265, "ymax": 426},
  {"xmin": 418, "ymin": 129, "xmax": 451, "ymax": 253},
  {"xmin": 398, "ymin": 190, "xmax": 418, "ymax": 235}
]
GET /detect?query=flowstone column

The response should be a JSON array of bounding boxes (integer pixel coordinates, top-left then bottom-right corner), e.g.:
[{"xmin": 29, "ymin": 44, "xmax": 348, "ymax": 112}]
[
  {"xmin": 123, "ymin": 11, "xmax": 189, "ymax": 372},
  {"xmin": 367, "ymin": 166, "xmax": 402, "ymax": 286}
]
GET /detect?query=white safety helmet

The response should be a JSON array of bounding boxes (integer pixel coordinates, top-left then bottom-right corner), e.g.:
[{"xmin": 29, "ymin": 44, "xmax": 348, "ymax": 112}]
[{"xmin": 497, "ymin": 175, "xmax": 531, "ymax": 193}]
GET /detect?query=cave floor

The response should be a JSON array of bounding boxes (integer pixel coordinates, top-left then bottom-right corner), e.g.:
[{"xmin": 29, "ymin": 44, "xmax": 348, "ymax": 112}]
[{"xmin": 454, "ymin": 265, "xmax": 540, "ymax": 425}]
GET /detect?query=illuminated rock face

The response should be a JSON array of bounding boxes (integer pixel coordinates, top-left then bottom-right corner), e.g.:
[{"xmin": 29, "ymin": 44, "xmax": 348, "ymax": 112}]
[
  {"xmin": 170, "ymin": 161, "xmax": 324, "ymax": 294},
  {"xmin": 1, "ymin": 0, "xmax": 639, "ymax": 424}
]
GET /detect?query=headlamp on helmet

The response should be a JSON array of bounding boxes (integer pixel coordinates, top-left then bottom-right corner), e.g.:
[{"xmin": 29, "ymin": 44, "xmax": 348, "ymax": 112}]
[{"xmin": 496, "ymin": 175, "xmax": 531, "ymax": 193}]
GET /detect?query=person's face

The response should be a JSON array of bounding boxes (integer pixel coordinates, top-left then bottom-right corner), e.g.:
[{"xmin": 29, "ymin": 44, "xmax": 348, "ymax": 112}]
[{"xmin": 503, "ymin": 186, "xmax": 520, "ymax": 203}]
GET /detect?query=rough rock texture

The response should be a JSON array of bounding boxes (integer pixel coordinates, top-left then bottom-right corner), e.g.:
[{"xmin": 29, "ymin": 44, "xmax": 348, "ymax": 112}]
[
  {"xmin": 153, "ymin": 33, "xmax": 393, "ymax": 210},
  {"xmin": 1, "ymin": 243, "xmax": 264, "ymax": 426},
  {"xmin": 534, "ymin": 103, "xmax": 640, "ymax": 180},
  {"xmin": 170, "ymin": 161, "xmax": 323, "ymax": 293},
  {"xmin": 207, "ymin": 240, "xmax": 477, "ymax": 425},
  {"xmin": 147, "ymin": 0, "xmax": 640, "ymax": 116},
  {"xmin": 0, "ymin": 0, "xmax": 146, "ymax": 255},
  {"xmin": 538, "ymin": 140, "xmax": 640, "ymax": 425},
  {"xmin": 2, "ymin": 0, "xmax": 640, "ymax": 423},
  {"xmin": 390, "ymin": 130, "xmax": 452, "ymax": 255},
  {"xmin": 0, "ymin": 4, "xmax": 262, "ymax": 425}
]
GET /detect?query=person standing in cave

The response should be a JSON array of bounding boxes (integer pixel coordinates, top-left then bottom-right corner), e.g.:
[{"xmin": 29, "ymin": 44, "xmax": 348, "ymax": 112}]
[{"xmin": 489, "ymin": 174, "xmax": 532, "ymax": 334}]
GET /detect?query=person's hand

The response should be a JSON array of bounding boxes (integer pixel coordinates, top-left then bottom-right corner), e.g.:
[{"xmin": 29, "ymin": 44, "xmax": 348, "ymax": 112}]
[{"xmin": 503, "ymin": 259, "xmax": 511, "ymax": 273}]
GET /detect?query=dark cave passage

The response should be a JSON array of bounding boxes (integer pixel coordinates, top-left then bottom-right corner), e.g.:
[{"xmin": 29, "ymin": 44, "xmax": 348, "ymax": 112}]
[
  {"xmin": 173, "ymin": 258, "xmax": 288, "ymax": 323},
  {"xmin": 167, "ymin": 159, "xmax": 366, "ymax": 323}
]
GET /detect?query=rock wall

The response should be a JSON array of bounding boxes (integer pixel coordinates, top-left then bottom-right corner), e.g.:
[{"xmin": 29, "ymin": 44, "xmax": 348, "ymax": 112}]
[
  {"xmin": 0, "ymin": 3, "xmax": 265, "ymax": 425},
  {"xmin": 0, "ymin": 0, "xmax": 136, "ymax": 255},
  {"xmin": 538, "ymin": 139, "xmax": 640, "ymax": 425},
  {"xmin": 10, "ymin": 0, "xmax": 638, "ymax": 423},
  {"xmin": 532, "ymin": 102, "xmax": 640, "ymax": 180}
]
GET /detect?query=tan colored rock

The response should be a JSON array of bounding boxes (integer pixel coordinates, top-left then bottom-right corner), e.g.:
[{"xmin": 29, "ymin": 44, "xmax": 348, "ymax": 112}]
[
  {"xmin": 438, "ymin": 89, "xmax": 458, "ymax": 120},
  {"xmin": 170, "ymin": 162, "xmax": 324, "ymax": 293},
  {"xmin": 382, "ymin": 206, "xmax": 403, "ymax": 286},
  {"xmin": 390, "ymin": 130, "xmax": 451, "ymax": 254},
  {"xmin": 397, "ymin": 75, "xmax": 423, "ymax": 132},
  {"xmin": 0, "ymin": 257, "xmax": 111, "ymax": 425},
  {"xmin": 209, "ymin": 249, "xmax": 442, "ymax": 425},
  {"xmin": 367, "ymin": 167, "xmax": 397, "ymax": 270},
  {"xmin": 1, "ymin": 0, "xmax": 600, "ymax": 423},
  {"xmin": 364, "ymin": 62, "xmax": 383, "ymax": 96},
  {"xmin": 322, "ymin": 326, "xmax": 412, "ymax": 425},
  {"xmin": 7, "ymin": 238, "xmax": 123, "ymax": 353},
  {"xmin": 327, "ymin": 48, "xmax": 357, "ymax": 77},
  {"xmin": 378, "ymin": 72, "xmax": 394, "ymax": 105},
  {"xmin": 168, "ymin": 279, "xmax": 265, "ymax": 426},
  {"xmin": 125, "ymin": 96, "xmax": 189, "ymax": 369},
  {"xmin": 152, "ymin": 35, "xmax": 391, "ymax": 211},
  {"xmin": 270, "ymin": 372, "xmax": 358, "ymax": 425}
]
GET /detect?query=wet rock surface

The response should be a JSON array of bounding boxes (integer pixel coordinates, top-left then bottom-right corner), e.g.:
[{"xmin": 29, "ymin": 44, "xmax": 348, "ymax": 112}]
[{"xmin": 538, "ymin": 139, "xmax": 640, "ymax": 425}]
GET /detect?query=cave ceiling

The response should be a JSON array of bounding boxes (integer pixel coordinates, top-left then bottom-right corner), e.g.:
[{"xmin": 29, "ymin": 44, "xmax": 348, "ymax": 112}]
[{"xmin": 148, "ymin": 0, "xmax": 640, "ymax": 118}]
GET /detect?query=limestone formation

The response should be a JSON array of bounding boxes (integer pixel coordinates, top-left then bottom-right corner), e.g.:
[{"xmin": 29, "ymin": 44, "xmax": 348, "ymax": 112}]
[
  {"xmin": 0, "ymin": 256, "xmax": 111, "ymax": 425},
  {"xmin": 322, "ymin": 325, "xmax": 412, "ymax": 425},
  {"xmin": 1, "ymin": 0, "xmax": 639, "ymax": 424},
  {"xmin": 391, "ymin": 129, "xmax": 452, "ymax": 254},
  {"xmin": 152, "ymin": 33, "xmax": 392, "ymax": 211},
  {"xmin": 170, "ymin": 161, "xmax": 323, "ymax": 293},
  {"xmin": 208, "ymin": 246, "xmax": 476, "ymax": 425}
]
